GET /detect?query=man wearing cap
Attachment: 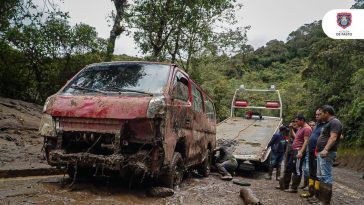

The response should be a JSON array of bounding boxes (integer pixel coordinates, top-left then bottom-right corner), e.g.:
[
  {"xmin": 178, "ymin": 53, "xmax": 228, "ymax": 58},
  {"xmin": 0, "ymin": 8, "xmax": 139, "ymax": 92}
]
[{"xmin": 264, "ymin": 126, "xmax": 288, "ymax": 180}]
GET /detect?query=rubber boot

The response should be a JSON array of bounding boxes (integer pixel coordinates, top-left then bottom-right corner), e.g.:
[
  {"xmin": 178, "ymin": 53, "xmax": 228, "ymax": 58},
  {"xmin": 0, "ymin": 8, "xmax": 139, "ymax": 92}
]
[
  {"xmin": 265, "ymin": 166, "xmax": 273, "ymax": 180},
  {"xmin": 276, "ymin": 167, "xmax": 281, "ymax": 181},
  {"xmin": 276, "ymin": 170, "xmax": 290, "ymax": 190},
  {"xmin": 285, "ymin": 174, "xmax": 301, "ymax": 193},
  {"xmin": 319, "ymin": 182, "xmax": 332, "ymax": 205},
  {"xmin": 299, "ymin": 176, "xmax": 308, "ymax": 189},
  {"xmin": 301, "ymin": 178, "xmax": 314, "ymax": 198},
  {"xmin": 314, "ymin": 180, "xmax": 321, "ymax": 200}
]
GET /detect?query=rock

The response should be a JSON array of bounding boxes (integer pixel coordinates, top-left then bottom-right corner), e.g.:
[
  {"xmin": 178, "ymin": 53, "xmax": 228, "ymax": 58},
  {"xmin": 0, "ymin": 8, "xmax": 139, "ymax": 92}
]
[
  {"xmin": 146, "ymin": 187, "xmax": 174, "ymax": 197},
  {"xmin": 240, "ymin": 187, "xmax": 261, "ymax": 205}
]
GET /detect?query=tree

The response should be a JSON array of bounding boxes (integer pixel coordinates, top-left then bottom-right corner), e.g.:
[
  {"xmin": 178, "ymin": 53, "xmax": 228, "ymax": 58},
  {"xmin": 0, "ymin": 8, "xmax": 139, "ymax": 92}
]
[
  {"xmin": 127, "ymin": 0, "xmax": 247, "ymax": 70},
  {"xmin": 127, "ymin": 0, "xmax": 181, "ymax": 61},
  {"xmin": 1, "ymin": 1, "xmax": 108, "ymax": 102},
  {"xmin": 286, "ymin": 21, "xmax": 326, "ymax": 59},
  {"xmin": 351, "ymin": 0, "xmax": 364, "ymax": 9},
  {"xmin": 252, "ymin": 40, "xmax": 289, "ymax": 68},
  {"xmin": 105, "ymin": 0, "xmax": 128, "ymax": 61}
]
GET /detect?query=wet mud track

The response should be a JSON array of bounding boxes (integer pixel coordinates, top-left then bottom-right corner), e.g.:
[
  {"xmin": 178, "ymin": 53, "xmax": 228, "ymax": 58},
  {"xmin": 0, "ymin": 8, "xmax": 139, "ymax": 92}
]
[{"xmin": 0, "ymin": 168, "xmax": 363, "ymax": 205}]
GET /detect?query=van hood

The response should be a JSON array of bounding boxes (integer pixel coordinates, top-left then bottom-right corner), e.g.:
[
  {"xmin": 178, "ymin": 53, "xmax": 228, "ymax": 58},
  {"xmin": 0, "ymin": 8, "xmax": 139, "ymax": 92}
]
[{"xmin": 46, "ymin": 95, "xmax": 152, "ymax": 119}]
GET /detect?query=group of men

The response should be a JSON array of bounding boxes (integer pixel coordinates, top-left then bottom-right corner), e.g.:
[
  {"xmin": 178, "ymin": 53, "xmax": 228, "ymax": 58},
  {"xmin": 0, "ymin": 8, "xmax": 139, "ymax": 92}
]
[{"xmin": 266, "ymin": 105, "xmax": 342, "ymax": 205}]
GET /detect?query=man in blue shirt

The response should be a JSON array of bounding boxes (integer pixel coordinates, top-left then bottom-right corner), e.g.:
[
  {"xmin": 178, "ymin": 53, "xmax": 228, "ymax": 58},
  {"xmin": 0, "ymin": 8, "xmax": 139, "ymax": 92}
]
[
  {"xmin": 301, "ymin": 108, "xmax": 325, "ymax": 200},
  {"xmin": 265, "ymin": 126, "xmax": 288, "ymax": 180}
]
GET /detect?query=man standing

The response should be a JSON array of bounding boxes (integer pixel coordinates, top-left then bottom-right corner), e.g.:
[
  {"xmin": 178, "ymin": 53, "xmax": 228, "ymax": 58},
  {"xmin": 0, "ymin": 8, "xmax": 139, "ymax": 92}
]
[
  {"xmin": 300, "ymin": 108, "xmax": 325, "ymax": 200},
  {"xmin": 276, "ymin": 114, "xmax": 312, "ymax": 193},
  {"xmin": 316, "ymin": 105, "xmax": 343, "ymax": 205},
  {"xmin": 265, "ymin": 126, "xmax": 288, "ymax": 180}
]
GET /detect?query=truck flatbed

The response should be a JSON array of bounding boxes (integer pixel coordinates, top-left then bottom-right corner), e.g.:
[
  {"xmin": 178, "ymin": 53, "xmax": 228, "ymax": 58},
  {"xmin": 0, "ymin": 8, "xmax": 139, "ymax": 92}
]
[{"xmin": 217, "ymin": 117, "xmax": 282, "ymax": 162}]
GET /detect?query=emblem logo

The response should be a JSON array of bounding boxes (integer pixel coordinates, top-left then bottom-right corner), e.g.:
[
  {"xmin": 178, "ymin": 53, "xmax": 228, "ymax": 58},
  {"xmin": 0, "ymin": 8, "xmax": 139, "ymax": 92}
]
[{"xmin": 337, "ymin": 12, "xmax": 352, "ymax": 29}]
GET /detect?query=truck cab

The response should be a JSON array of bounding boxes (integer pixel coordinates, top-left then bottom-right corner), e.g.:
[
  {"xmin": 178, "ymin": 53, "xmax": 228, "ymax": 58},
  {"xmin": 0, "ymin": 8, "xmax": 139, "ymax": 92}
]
[{"xmin": 39, "ymin": 61, "xmax": 216, "ymax": 188}]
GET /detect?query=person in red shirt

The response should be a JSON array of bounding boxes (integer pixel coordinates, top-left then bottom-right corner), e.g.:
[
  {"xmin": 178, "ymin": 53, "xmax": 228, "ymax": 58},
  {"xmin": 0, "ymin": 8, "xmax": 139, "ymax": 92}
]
[{"xmin": 276, "ymin": 114, "xmax": 312, "ymax": 193}]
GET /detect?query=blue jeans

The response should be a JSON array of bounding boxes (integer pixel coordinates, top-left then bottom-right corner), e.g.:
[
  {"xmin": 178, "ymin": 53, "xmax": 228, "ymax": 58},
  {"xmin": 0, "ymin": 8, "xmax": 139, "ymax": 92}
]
[
  {"xmin": 271, "ymin": 153, "xmax": 284, "ymax": 168},
  {"xmin": 303, "ymin": 149, "xmax": 309, "ymax": 178},
  {"xmin": 317, "ymin": 151, "xmax": 336, "ymax": 184}
]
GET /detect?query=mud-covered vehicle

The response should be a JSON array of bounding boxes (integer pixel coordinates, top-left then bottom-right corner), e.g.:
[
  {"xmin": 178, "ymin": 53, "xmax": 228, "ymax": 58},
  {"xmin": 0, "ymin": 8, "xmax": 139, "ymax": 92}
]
[{"xmin": 39, "ymin": 61, "xmax": 216, "ymax": 188}]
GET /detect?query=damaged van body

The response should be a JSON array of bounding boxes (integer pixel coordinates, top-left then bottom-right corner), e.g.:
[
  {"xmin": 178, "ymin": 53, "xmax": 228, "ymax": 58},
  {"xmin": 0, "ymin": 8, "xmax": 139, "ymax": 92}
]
[{"xmin": 39, "ymin": 62, "xmax": 216, "ymax": 188}]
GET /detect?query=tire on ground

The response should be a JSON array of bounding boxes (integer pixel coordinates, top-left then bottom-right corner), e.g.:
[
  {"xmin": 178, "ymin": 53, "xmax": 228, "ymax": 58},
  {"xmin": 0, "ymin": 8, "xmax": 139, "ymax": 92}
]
[
  {"xmin": 160, "ymin": 152, "xmax": 185, "ymax": 188},
  {"xmin": 198, "ymin": 149, "xmax": 211, "ymax": 177}
]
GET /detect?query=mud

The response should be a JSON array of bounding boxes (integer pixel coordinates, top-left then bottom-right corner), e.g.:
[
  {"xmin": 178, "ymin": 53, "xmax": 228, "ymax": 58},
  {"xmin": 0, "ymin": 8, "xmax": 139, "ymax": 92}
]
[
  {"xmin": 1, "ymin": 97, "xmax": 364, "ymax": 204},
  {"xmin": 336, "ymin": 154, "xmax": 364, "ymax": 172},
  {"xmin": 0, "ymin": 97, "xmax": 50, "ymax": 174},
  {"xmin": 1, "ymin": 168, "xmax": 363, "ymax": 205}
]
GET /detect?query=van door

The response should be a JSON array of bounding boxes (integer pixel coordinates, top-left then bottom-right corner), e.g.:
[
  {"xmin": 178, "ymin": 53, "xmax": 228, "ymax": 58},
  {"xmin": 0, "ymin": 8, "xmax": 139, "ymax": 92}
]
[
  {"xmin": 190, "ymin": 83, "xmax": 208, "ymax": 164},
  {"xmin": 168, "ymin": 71, "xmax": 193, "ymax": 163}
]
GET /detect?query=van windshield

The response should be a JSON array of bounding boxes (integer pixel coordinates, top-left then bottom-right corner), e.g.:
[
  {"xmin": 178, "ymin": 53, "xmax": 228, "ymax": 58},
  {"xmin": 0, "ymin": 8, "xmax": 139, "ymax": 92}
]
[{"xmin": 62, "ymin": 63, "xmax": 170, "ymax": 95}]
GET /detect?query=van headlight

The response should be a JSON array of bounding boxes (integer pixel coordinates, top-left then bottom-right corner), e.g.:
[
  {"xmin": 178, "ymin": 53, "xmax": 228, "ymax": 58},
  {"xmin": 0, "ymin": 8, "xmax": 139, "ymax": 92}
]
[
  {"xmin": 39, "ymin": 114, "xmax": 57, "ymax": 137},
  {"xmin": 147, "ymin": 95, "xmax": 166, "ymax": 118},
  {"xmin": 43, "ymin": 97, "xmax": 51, "ymax": 113}
]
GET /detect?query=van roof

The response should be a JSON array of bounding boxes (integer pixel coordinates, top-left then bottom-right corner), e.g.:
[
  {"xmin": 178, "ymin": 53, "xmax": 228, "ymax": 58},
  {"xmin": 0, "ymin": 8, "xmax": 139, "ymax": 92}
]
[{"xmin": 88, "ymin": 61, "xmax": 172, "ymax": 67}]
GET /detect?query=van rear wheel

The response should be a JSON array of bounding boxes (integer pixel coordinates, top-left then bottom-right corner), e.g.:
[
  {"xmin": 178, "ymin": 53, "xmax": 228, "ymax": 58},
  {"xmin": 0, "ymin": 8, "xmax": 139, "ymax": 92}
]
[
  {"xmin": 160, "ymin": 152, "xmax": 184, "ymax": 188},
  {"xmin": 198, "ymin": 149, "xmax": 211, "ymax": 177}
]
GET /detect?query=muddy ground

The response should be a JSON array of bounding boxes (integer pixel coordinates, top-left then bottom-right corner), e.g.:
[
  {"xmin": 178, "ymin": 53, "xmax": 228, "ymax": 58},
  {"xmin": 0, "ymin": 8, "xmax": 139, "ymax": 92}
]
[
  {"xmin": 0, "ymin": 97, "xmax": 49, "ymax": 172},
  {"xmin": 0, "ymin": 97, "xmax": 364, "ymax": 204},
  {"xmin": 0, "ymin": 168, "xmax": 363, "ymax": 205}
]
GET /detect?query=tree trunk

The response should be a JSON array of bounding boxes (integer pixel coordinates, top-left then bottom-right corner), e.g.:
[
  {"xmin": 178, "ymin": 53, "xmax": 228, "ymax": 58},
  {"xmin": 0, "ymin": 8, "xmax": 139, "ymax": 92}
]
[{"xmin": 105, "ymin": 0, "xmax": 127, "ymax": 62}]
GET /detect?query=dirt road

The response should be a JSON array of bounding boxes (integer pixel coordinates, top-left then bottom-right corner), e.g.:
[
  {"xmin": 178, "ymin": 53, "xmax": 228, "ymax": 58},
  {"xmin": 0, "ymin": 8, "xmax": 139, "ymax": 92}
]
[
  {"xmin": 1, "ymin": 168, "xmax": 363, "ymax": 205},
  {"xmin": 1, "ymin": 97, "xmax": 363, "ymax": 204}
]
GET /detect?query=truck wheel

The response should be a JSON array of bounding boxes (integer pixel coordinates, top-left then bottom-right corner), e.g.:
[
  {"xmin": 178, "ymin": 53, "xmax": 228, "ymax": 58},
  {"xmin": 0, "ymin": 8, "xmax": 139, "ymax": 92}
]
[
  {"xmin": 255, "ymin": 152, "xmax": 271, "ymax": 172},
  {"xmin": 160, "ymin": 152, "xmax": 184, "ymax": 188},
  {"xmin": 261, "ymin": 152, "xmax": 271, "ymax": 172},
  {"xmin": 198, "ymin": 149, "xmax": 211, "ymax": 177}
]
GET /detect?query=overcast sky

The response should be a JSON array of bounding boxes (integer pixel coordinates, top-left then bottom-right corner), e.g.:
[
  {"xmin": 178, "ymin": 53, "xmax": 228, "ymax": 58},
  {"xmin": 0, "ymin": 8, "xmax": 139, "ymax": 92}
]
[{"xmin": 58, "ymin": 0, "xmax": 354, "ymax": 56}]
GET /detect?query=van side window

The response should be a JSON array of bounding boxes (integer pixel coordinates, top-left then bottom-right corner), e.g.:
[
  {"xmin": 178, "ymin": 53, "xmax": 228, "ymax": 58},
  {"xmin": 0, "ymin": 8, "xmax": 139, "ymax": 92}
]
[
  {"xmin": 192, "ymin": 83, "xmax": 204, "ymax": 112},
  {"xmin": 205, "ymin": 98, "xmax": 216, "ymax": 120},
  {"xmin": 173, "ymin": 72, "xmax": 189, "ymax": 101}
]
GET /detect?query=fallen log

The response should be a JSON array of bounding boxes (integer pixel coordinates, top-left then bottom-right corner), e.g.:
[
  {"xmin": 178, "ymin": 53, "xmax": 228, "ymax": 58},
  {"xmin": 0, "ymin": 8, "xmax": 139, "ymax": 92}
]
[{"xmin": 240, "ymin": 187, "xmax": 262, "ymax": 205}]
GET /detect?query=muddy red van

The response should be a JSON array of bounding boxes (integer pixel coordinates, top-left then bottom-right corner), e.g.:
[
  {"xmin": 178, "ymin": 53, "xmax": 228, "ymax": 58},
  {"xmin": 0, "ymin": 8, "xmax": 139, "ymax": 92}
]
[{"xmin": 39, "ymin": 61, "xmax": 216, "ymax": 188}]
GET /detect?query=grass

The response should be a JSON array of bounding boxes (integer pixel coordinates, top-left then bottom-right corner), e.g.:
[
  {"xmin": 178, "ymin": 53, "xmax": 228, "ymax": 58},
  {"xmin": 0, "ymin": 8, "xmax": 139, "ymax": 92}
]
[{"xmin": 337, "ymin": 146, "xmax": 364, "ymax": 158}]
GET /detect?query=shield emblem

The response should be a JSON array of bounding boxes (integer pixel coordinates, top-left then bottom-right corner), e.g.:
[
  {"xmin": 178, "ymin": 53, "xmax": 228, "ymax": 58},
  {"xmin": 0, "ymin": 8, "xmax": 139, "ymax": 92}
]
[{"xmin": 337, "ymin": 12, "xmax": 352, "ymax": 29}]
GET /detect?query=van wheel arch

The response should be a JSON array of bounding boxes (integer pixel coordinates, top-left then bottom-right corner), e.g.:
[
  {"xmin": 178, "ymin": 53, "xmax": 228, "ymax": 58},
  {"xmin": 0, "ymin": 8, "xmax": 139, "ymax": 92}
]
[{"xmin": 174, "ymin": 137, "xmax": 187, "ymax": 158}]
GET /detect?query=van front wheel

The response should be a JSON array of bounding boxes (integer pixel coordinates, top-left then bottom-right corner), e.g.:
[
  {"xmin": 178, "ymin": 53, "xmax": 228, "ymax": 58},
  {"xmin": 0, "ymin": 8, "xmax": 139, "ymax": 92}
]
[{"xmin": 160, "ymin": 152, "xmax": 184, "ymax": 188}]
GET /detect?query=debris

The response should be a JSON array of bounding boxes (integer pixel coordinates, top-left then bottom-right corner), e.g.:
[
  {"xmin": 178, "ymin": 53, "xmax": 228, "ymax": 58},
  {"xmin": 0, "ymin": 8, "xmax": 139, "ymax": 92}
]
[
  {"xmin": 240, "ymin": 187, "xmax": 261, "ymax": 205},
  {"xmin": 220, "ymin": 175, "xmax": 233, "ymax": 181},
  {"xmin": 217, "ymin": 139, "xmax": 238, "ymax": 148},
  {"xmin": 232, "ymin": 179, "xmax": 251, "ymax": 186},
  {"xmin": 146, "ymin": 187, "xmax": 174, "ymax": 197}
]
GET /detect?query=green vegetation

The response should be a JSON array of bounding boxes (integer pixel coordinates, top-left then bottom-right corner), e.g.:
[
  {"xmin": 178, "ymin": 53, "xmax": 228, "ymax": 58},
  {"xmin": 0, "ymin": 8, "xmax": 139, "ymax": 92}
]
[{"xmin": 0, "ymin": 0, "xmax": 363, "ymax": 147}]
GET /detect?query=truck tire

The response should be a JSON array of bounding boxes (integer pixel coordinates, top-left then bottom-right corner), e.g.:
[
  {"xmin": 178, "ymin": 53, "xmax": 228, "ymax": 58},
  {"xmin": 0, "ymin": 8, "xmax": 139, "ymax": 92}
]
[
  {"xmin": 198, "ymin": 149, "xmax": 211, "ymax": 177},
  {"xmin": 261, "ymin": 152, "xmax": 271, "ymax": 172},
  {"xmin": 160, "ymin": 152, "xmax": 184, "ymax": 188},
  {"xmin": 254, "ymin": 152, "xmax": 271, "ymax": 172}
]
